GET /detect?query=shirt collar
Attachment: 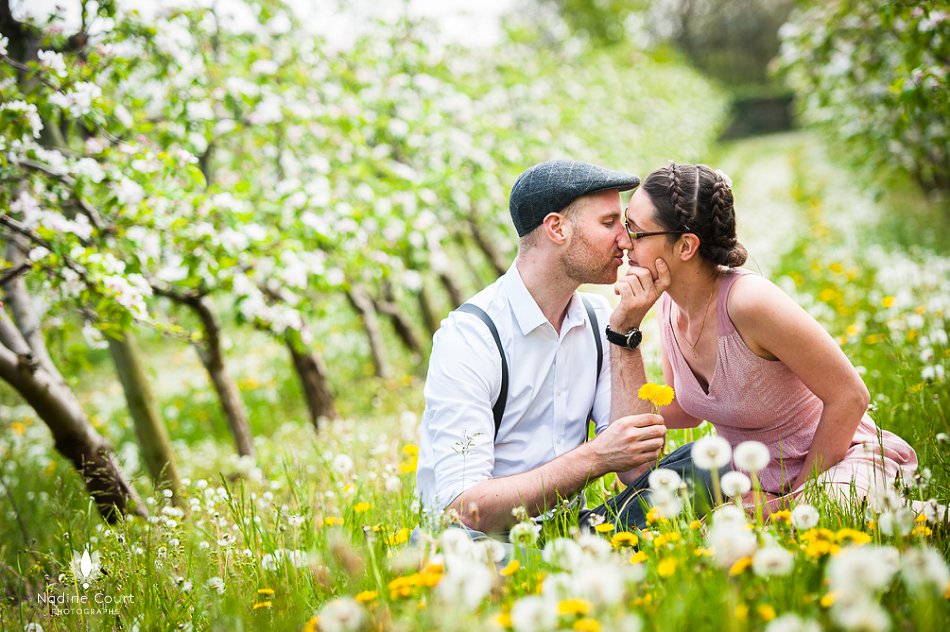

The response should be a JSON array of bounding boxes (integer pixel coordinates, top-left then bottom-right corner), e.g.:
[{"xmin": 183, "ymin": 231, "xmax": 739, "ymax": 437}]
[{"xmin": 504, "ymin": 262, "xmax": 588, "ymax": 337}]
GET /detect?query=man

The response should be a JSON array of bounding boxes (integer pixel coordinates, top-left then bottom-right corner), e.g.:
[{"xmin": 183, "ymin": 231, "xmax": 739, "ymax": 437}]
[{"xmin": 416, "ymin": 159, "xmax": 691, "ymax": 535}]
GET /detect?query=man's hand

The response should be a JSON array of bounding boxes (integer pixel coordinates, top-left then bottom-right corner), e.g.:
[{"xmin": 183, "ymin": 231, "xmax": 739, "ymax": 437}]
[
  {"xmin": 587, "ymin": 413, "xmax": 667, "ymax": 476},
  {"xmin": 611, "ymin": 258, "xmax": 672, "ymax": 331}
]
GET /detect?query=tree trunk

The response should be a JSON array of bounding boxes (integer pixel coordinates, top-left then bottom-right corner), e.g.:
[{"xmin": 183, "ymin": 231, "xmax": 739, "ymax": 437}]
[
  {"xmin": 374, "ymin": 283, "xmax": 423, "ymax": 360},
  {"xmin": 107, "ymin": 332, "xmax": 184, "ymax": 506},
  {"xmin": 345, "ymin": 286, "xmax": 391, "ymax": 379},
  {"xmin": 0, "ymin": 309, "xmax": 146, "ymax": 522},
  {"xmin": 454, "ymin": 232, "xmax": 489, "ymax": 291},
  {"xmin": 437, "ymin": 270, "xmax": 465, "ymax": 310},
  {"xmin": 285, "ymin": 331, "xmax": 338, "ymax": 430},
  {"xmin": 417, "ymin": 282, "xmax": 440, "ymax": 339},
  {"xmin": 468, "ymin": 219, "xmax": 509, "ymax": 279},
  {"xmin": 190, "ymin": 297, "xmax": 255, "ymax": 458}
]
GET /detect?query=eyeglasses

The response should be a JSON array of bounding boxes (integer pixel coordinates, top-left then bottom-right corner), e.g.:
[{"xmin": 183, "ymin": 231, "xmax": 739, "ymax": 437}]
[{"xmin": 623, "ymin": 216, "xmax": 686, "ymax": 241}]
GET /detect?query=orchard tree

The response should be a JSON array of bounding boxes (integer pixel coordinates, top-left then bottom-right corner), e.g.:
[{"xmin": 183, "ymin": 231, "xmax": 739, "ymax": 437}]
[{"xmin": 777, "ymin": 1, "xmax": 949, "ymax": 196}]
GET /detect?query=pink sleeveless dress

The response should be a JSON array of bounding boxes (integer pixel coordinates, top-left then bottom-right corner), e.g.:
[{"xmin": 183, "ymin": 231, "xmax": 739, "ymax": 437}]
[{"xmin": 660, "ymin": 268, "xmax": 917, "ymax": 498}]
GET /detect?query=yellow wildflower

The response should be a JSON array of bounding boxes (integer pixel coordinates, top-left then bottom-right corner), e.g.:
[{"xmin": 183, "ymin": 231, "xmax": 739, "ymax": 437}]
[
  {"xmin": 253, "ymin": 601, "xmax": 272, "ymax": 610},
  {"xmin": 353, "ymin": 502, "xmax": 371, "ymax": 513},
  {"xmin": 769, "ymin": 510, "xmax": 792, "ymax": 524},
  {"xmin": 657, "ymin": 558, "xmax": 676, "ymax": 578},
  {"xmin": 573, "ymin": 618, "xmax": 600, "ymax": 632},
  {"xmin": 820, "ymin": 592, "xmax": 835, "ymax": 608},
  {"xmin": 694, "ymin": 547, "xmax": 712, "ymax": 557},
  {"xmin": 729, "ymin": 556, "xmax": 753, "ymax": 577},
  {"xmin": 11, "ymin": 421, "xmax": 25, "ymax": 436},
  {"xmin": 495, "ymin": 612, "xmax": 513, "ymax": 628},
  {"xmin": 882, "ymin": 296, "xmax": 895, "ymax": 308},
  {"xmin": 500, "ymin": 559, "xmax": 521, "ymax": 576},
  {"xmin": 835, "ymin": 529, "xmax": 871, "ymax": 545},
  {"xmin": 355, "ymin": 590, "xmax": 377, "ymax": 603},
  {"xmin": 558, "ymin": 599, "xmax": 592, "ymax": 617},
  {"xmin": 610, "ymin": 532, "xmax": 639, "ymax": 548},
  {"xmin": 403, "ymin": 444, "xmax": 419, "ymax": 457},
  {"xmin": 757, "ymin": 604, "xmax": 776, "ymax": 621},
  {"xmin": 257, "ymin": 588, "xmax": 275, "ymax": 596},
  {"xmin": 654, "ymin": 532, "xmax": 681, "ymax": 547},
  {"xmin": 689, "ymin": 520, "xmax": 702, "ymax": 530},
  {"xmin": 912, "ymin": 524, "xmax": 933, "ymax": 538},
  {"xmin": 735, "ymin": 604, "xmax": 748, "ymax": 621},
  {"xmin": 637, "ymin": 383, "xmax": 675, "ymax": 408},
  {"xmin": 646, "ymin": 508, "xmax": 660, "ymax": 525},
  {"xmin": 630, "ymin": 551, "xmax": 648, "ymax": 564},
  {"xmin": 915, "ymin": 513, "xmax": 928, "ymax": 523},
  {"xmin": 324, "ymin": 516, "xmax": 344, "ymax": 527},
  {"xmin": 633, "ymin": 593, "xmax": 653, "ymax": 607},
  {"xmin": 387, "ymin": 528, "xmax": 410, "ymax": 546},
  {"xmin": 594, "ymin": 523, "xmax": 616, "ymax": 533},
  {"xmin": 303, "ymin": 615, "xmax": 319, "ymax": 632}
]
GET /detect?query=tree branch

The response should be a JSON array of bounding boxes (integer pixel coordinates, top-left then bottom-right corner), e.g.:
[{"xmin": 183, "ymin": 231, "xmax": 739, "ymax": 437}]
[{"xmin": 16, "ymin": 158, "xmax": 105, "ymax": 230}]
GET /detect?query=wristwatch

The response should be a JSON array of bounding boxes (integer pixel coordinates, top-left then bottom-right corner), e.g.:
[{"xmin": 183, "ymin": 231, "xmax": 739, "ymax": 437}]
[{"xmin": 605, "ymin": 325, "xmax": 643, "ymax": 349}]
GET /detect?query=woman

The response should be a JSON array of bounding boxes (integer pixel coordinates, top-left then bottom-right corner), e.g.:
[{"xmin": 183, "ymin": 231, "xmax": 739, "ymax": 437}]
[{"xmin": 627, "ymin": 162, "xmax": 916, "ymax": 509}]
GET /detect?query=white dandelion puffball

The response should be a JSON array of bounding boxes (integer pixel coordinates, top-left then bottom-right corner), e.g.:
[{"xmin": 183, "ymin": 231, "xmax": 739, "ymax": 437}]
[
  {"xmin": 648, "ymin": 468, "xmax": 682, "ymax": 494},
  {"xmin": 542, "ymin": 538, "xmax": 583, "ymax": 571},
  {"xmin": 713, "ymin": 503, "xmax": 748, "ymax": 527},
  {"xmin": 691, "ymin": 435, "xmax": 732, "ymax": 470},
  {"xmin": 900, "ymin": 546, "xmax": 950, "ymax": 592},
  {"xmin": 436, "ymin": 562, "xmax": 493, "ymax": 610},
  {"xmin": 509, "ymin": 521, "xmax": 541, "ymax": 547},
  {"xmin": 826, "ymin": 545, "xmax": 899, "ymax": 604},
  {"xmin": 317, "ymin": 597, "xmax": 365, "ymax": 632},
  {"xmin": 764, "ymin": 613, "xmax": 822, "ymax": 632},
  {"xmin": 332, "ymin": 454, "xmax": 354, "ymax": 476},
  {"xmin": 733, "ymin": 440, "xmax": 771, "ymax": 472},
  {"xmin": 708, "ymin": 520, "xmax": 757, "ymax": 568},
  {"xmin": 720, "ymin": 471, "xmax": 752, "ymax": 498},
  {"xmin": 752, "ymin": 546, "xmax": 794, "ymax": 577},
  {"xmin": 791, "ymin": 503, "xmax": 820, "ymax": 530},
  {"xmin": 511, "ymin": 595, "xmax": 559, "ymax": 632}
]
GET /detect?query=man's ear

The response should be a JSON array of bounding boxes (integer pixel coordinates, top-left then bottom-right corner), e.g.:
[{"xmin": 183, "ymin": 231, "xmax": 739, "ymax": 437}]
[
  {"xmin": 541, "ymin": 212, "xmax": 569, "ymax": 245},
  {"xmin": 678, "ymin": 233, "xmax": 701, "ymax": 261}
]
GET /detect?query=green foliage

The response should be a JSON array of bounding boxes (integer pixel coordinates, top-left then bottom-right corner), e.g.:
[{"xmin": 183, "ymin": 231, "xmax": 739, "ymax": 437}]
[{"xmin": 776, "ymin": 0, "xmax": 950, "ymax": 195}]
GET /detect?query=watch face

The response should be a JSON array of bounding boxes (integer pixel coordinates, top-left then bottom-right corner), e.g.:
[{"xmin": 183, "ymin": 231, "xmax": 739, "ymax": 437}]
[{"xmin": 627, "ymin": 330, "xmax": 642, "ymax": 348}]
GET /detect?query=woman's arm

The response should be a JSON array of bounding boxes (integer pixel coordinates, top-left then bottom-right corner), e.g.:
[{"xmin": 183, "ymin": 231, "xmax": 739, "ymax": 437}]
[{"xmin": 727, "ymin": 275, "xmax": 870, "ymax": 491}]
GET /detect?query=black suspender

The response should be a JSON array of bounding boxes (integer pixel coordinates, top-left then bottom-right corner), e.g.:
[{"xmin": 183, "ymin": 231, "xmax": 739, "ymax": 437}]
[
  {"xmin": 457, "ymin": 296, "xmax": 602, "ymax": 440},
  {"xmin": 456, "ymin": 303, "xmax": 509, "ymax": 439}
]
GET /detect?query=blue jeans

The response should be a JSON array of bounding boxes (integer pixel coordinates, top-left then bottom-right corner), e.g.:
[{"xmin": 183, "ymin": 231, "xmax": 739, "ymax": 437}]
[{"xmin": 584, "ymin": 442, "xmax": 724, "ymax": 530}]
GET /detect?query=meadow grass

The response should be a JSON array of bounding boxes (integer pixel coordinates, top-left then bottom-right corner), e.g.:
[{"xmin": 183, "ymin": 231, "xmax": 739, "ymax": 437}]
[{"xmin": 0, "ymin": 133, "xmax": 948, "ymax": 630}]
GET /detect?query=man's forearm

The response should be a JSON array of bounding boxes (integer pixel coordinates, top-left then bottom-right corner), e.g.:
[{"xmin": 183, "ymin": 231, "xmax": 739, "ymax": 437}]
[
  {"xmin": 610, "ymin": 345, "xmax": 651, "ymax": 420},
  {"xmin": 449, "ymin": 443, "xmax": 605, "ymax": 533}
]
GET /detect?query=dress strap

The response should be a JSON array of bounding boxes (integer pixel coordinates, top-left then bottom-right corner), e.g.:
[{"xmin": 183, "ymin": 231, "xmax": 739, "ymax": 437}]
[{"xmin": 716, "ymin": 268, "xmax": 755, "ymax": 336}]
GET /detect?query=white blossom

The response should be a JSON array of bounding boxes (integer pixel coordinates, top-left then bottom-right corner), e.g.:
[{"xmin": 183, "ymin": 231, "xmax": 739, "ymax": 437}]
[
  {"xmin": 37, "ymin": 50, "xmax": 67, "ymax": 77},
  {"xmin": 765, "ymin": 613, "xmax": 822, "ymax": 632},
  {"xmin": 510, "ymin": 595, "xmax": 558, "ymax": 632},
  {"xmin": 752, "ymin": 546, "xmax": 794, "ymax": 577},
  {"xmin": 648, "ymin": 468, "xmax": 682, "ymax": 494},
  {"xmin": 332, "ymin": 454, "xmax": 354, "ymax": 476},
  {"xmin": 542, "ymin": 538, "xmax": 583, "ymax": 571},
  {"xmin": 436, "ymin": 561, "xmax": 493, "ymax": 610},
  {"xmin": 509, "ymin": 521, "xmax": 541, "ymax": 547}
]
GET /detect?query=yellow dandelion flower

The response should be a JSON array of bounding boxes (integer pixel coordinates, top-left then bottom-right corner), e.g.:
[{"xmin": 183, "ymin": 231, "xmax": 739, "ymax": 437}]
[
  {"xmin": 303, "ymin": 616, "xmax": 319, "ymax": 632},
  {"xmin": 757, "ymin": 604, "xmax": 776, "ymax": 621},
  {"xmin": 11, "ymin": 421, "xmax": 25, "ymax": 436},
  {"xmin": 694, "ymin": 547, "xmax": 712, "ymax": 557},
  {"xmin": 912, "ymin": 524, "xmax": 933, "ymax": 538},
  {"xmin": 387, "ymin": 528, "xmax": 410, "ymax": 546},
  {"xmin": 594, "ymin": 522, "xmax": 616, "ymax": 533},
  {"xmin": 633, "ymin": 593, "xmax": 654, "ymax": 607},
  {"xmin": 573, "ymin": 618, "xmax": 601, "ymax": 632},
  {"xmin": 654, "ymin": 532, "xmax": 681, "ymax": 547},
  {"xmin": 353, "ymin": 502, "xmax": 371, "ymax": 513},
  {"xmin": 769, "ymin": 510, "xmax": 792, "ymax": 524},
  {"xmin": 500, "ymin": 559, "xmax": 521, "ymax": 576},
  {"xmin": 557, "ymin": 599, "xmax": 592, "ymax": 617},
  {"xmin": 689, "ymin": 520, "xmax": 702, "ymax": 530},
  {"xmin": 646, "ymin": 508, "xmax": 660, "ymax": 525},
  {"xmin": 915, "ymin": 513, "xmax": 928, "ymax": 524},
  {"xmin": 820, "ymin": 592, "xmax": 835, "ymax": 608},
  {"xmin": 657, "ymin": 558, "xmax": 676, "ymax": 578},
  {"xmin": 637, "ymin": 383, "xmax": 675, "ymax": 408},
  {"xmin": 253, "ymin": 601, "xmax": 272, "ymax": 610},
  {"xmin": 355, "ymin": 590, "xmax": 377, "ymax": 603},
  {"xmin": 629, "ymin": 551, "xmax": 648, "ymax": 564},
  {"xmin": 835, "ymin": 529, "xmax": 871, "ymax": 545},
  {"xmin": 729, "ymin": 556, "xmax": 753, "ymax": 576},
  {"xmin": 610, "ymin": 532, "xmax": 639, "ymax": 548},
  {"xmin": 257, "ymin": 588, "xmax": 275, "ymax": 596},
  {"xmin": 324, "ymin": 516, "xmax": 344, "ymax": 527},
  {"xmin": 495, "ymin": 612, "xmax": 513, "ymax": 628},
  {"xmin": 735, "ymin": 604, "xmax": 748, "ymax": 621},
  {"xmin": 402, "ymin": 444, "xmax": 419, "ymax": 457}
]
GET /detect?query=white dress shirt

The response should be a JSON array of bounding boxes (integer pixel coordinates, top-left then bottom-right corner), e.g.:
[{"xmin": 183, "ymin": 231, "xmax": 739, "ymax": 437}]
[{"xmin": 416, "ymin": 263, "xmax": 612, "ymax": 514}]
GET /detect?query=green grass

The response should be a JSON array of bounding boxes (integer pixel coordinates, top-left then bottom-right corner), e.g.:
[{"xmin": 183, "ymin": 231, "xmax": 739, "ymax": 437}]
[{"xmin": 1, "ymin": 132, "xmax": 948, "ymax": 630}]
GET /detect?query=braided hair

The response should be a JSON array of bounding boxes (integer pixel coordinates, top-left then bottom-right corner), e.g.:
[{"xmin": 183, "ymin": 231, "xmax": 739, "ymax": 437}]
[{"xmin": 642, "ymin": 163, "xmax": 748, "ymax": 268}]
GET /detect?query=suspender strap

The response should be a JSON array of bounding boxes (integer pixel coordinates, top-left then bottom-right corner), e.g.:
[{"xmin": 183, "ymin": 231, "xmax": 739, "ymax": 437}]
[
  {"xmin": 457, "ymin": 303, "xmax": 508, "ymax": 440},
  {"xmin": 457, "ymin": 296, "xmax": 602, "ymax": 442},
  {"xmin": 581, "ymin": 297, "xmax": 602, "ymax": 379}
]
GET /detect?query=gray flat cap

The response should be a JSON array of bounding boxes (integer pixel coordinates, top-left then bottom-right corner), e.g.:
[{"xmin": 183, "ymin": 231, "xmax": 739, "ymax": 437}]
[{"xmin": 509, "ymin": 159, "xmax": 640, "ymax": 237}]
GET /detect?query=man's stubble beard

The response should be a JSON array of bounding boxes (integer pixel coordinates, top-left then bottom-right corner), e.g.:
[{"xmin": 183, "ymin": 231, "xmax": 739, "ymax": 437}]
[{"xmin": 562, "ymin": 224, "xmax": 619, "ymax": 286}]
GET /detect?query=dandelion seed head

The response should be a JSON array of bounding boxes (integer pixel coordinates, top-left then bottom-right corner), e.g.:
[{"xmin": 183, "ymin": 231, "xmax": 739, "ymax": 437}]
[
  {"xmin": 691, "ymin": 435, "xmax": 732, "ymax": 470},
  {"xmin": 733, "ymin": 440, "xmax": 771, "ymax": 473},
  {"xmin": 791, "ymin": 504, "xmax": 820, "ymax": 530},
  {"xmin": 720, "ymin": 471, "xmax": 752, "ymax": 498}
]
